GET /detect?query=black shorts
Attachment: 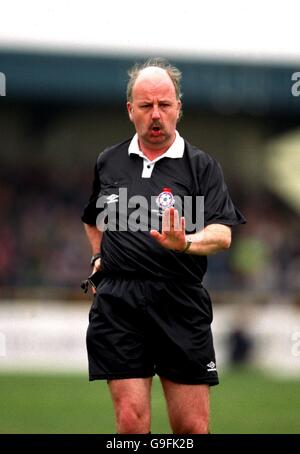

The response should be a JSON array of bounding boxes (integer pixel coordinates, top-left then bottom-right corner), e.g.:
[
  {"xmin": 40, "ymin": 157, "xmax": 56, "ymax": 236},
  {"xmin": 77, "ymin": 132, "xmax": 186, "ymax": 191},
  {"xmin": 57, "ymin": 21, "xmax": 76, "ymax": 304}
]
[{"xmin": 86, "ymin": 276, "xmax": 219, "ymax": 386}]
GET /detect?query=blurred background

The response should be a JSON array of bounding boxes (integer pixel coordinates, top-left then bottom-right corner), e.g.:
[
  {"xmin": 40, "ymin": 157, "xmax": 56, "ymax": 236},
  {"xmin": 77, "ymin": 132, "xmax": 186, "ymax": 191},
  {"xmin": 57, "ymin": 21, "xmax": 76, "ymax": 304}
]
[{"xmin": 1, "ymin": 0, "xmax": 300, "ymax": 434}]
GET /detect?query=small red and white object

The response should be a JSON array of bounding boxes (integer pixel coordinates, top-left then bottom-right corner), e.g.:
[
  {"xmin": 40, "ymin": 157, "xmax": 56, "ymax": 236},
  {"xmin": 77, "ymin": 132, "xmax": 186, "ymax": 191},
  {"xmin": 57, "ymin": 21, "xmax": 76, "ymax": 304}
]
[{"xmin": 156, "ymin": 187, "xmax": 175, "ymax": 211}]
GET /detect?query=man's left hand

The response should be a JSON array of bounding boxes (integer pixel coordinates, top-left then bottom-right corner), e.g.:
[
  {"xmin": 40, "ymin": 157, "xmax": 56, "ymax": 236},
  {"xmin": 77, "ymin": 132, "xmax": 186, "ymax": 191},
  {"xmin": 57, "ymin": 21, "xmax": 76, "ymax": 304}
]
[{"xmin": 150, "ymin": 207, "xmax": 187, "ymax": 252}]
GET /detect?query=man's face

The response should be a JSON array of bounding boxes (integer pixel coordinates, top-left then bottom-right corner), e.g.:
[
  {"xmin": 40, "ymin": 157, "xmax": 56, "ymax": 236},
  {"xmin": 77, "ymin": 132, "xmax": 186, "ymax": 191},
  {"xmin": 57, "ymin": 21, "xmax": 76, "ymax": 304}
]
[{"xmin": 127, "ymin": 68, "xmax": 181, "ymax": 152}]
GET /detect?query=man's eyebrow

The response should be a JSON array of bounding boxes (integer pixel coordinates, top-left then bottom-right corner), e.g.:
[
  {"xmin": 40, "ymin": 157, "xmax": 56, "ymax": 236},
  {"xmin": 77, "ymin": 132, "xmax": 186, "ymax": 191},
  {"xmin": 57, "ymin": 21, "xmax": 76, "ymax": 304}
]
[{"xmin": 137, "ymin": 98, "xmax": 173, "ymax": 104}]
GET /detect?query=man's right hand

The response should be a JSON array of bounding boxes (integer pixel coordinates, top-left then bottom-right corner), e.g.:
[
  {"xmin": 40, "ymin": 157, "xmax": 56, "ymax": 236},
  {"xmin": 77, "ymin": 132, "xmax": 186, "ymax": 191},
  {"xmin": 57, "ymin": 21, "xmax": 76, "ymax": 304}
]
[
  {"xmin": 93, "ymin": 258, "xmax": 102, "ymax": 272},
  {"xmin": 92, "ymin": 258, "xmax": 102, "ymax": 294}
]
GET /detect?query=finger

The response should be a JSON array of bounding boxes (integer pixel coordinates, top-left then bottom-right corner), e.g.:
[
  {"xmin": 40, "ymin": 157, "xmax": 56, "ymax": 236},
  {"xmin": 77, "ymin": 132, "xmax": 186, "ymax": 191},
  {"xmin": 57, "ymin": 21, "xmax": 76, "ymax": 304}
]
[
  {"xmin": 168, "ymin": 207, "xmax": 177, "ymax": 231},
  {"xmin": 173, "ymin": 209, "xmax": 180, "ymax": 231},
  {"xmin": 169, "ymin": 207, "xmax": 176, "ymax": 230},
  {"xmin": 162, "ymin": 208, "xmax": 171, "ymax": 232},
  {"xmin": 150, "ymin": 229, "xmax": 164, "ymax": 242},
  {"xmin": 181, "ymin": 216, "xmax": 186, "ymax": 232}
]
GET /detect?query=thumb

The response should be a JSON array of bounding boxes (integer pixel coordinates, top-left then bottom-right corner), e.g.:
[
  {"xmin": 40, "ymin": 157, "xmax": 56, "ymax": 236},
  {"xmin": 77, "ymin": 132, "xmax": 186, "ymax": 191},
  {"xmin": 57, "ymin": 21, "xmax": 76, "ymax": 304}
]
[{"xmin": 150, "ymin": 229, "xmax": 163, "ymax": 241}]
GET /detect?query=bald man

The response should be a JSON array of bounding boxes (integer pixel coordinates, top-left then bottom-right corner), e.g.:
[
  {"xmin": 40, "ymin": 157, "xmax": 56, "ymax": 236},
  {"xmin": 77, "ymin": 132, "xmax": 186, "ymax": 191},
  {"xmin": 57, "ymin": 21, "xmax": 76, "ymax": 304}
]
[{"xmin": 82, "ymin": 58, "xmax": 245, "ymax": 434}]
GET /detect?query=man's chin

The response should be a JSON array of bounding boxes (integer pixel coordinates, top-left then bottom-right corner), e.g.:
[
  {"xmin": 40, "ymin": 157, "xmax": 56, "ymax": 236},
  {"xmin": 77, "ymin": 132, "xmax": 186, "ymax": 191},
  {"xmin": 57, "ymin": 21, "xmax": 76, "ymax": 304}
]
[
  {"xmin": 145, "ymin": 138, "xmax": 168, "ymax": 149},
  {"xmin": 145, "ymin": 132, "xmax": 168, "ymax": 144}
]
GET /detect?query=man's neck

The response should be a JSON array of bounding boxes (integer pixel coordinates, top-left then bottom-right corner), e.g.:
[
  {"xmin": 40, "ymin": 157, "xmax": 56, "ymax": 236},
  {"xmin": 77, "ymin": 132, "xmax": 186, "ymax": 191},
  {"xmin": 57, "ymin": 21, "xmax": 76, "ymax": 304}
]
[
  {"xmin": 139, "ymin": 146, "xmax": 168, "ymax": 161},
  {"xmin": 138, "ymin": 134, "xmax": 176, "ymax": 161}
]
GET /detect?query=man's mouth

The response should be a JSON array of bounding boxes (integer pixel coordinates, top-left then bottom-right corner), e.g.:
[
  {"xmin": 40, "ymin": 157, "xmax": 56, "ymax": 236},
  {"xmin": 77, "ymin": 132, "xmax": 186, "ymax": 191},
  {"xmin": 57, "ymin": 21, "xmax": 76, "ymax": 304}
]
[{"xmin": 151, "ymin": 125, "xmax": 162, "ymax": 135}]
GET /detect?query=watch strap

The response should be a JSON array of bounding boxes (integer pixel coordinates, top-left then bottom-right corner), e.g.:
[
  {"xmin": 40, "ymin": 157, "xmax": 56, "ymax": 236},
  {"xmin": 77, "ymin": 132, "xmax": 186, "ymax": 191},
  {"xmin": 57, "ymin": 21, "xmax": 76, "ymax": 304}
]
[
  {"xmin": 182, "ymin": 239, "xmax": 192, "ymax": 253},
  {"xmin": 90, "ymin": 252, "xmax": 102, "ymax": 267},
  {"xmin": 175, "ymin": 239, "xmax": 192, "ymax": 253}
]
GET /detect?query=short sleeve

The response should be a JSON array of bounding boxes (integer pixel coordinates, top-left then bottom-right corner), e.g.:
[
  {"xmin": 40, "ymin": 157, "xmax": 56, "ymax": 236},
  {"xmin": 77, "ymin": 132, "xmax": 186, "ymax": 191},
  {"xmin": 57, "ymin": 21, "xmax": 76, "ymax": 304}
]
[
  {"xmin": 81, "ymin": 163, "xmax": 101, "ymax": 225},
  {"xmin": 201, "ymin": 158, "xmax": 246, "ymax": 227}
]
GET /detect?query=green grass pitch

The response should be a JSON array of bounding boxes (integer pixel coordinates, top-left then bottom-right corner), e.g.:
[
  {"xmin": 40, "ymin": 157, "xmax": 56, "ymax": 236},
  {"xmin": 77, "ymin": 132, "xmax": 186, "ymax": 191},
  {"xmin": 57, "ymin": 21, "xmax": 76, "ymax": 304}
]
[{"xmin": 0, "ymin": 368, "xmax": 299, "ymax": 433}]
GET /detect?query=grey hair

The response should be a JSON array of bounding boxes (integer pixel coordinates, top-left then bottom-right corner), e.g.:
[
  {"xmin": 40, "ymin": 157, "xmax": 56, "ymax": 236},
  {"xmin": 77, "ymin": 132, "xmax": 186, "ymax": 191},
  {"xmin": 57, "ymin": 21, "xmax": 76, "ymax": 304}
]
[{"xmin": 126, "ymin": 57, "xmax": 183, "ymax": 104}]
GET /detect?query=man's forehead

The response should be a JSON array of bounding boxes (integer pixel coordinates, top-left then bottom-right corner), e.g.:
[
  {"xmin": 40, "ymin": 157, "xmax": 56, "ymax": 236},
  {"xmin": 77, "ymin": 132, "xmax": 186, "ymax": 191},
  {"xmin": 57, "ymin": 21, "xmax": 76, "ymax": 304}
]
[
  {"xmin": 138, "ymin": 66, "xmax": 169, "ymax": 79},
  {"xmin": 133, "ymin": 67, "xmax": 175, "ymax": 95}
]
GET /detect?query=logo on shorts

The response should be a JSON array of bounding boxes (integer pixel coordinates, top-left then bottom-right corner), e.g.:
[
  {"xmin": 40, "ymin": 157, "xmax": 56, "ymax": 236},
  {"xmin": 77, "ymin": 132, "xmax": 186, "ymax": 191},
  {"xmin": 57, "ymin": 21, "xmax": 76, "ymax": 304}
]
[
  {"xmin": 156, "ymin": 188, "xmax": 175, "ymax": 213},
  {"xmin": 207, "ymin": 361, "xmax": 217, "ymax": 372}
]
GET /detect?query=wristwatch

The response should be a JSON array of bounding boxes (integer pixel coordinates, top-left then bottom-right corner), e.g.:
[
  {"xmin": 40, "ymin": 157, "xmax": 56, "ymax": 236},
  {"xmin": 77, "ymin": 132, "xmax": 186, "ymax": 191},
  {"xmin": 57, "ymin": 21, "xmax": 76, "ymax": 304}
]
[
  {"xmin": 182, "ymin": 239, "xmax": 192, "ymax": 253},
  {"xmin": 90, "ymin": 252, "xmax": 102, "ymax": 267}
]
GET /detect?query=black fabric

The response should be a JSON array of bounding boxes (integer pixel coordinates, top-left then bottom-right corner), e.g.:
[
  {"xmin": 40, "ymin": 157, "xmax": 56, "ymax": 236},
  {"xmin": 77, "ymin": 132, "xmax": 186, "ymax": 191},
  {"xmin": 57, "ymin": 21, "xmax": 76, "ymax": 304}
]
[
  {"xmin": 87, "ymin": 276, "xmax": 219, "ymax": 386},
  {"xmin": 81, "ymin": 138, "xmax": 245, "ymax": 283}
]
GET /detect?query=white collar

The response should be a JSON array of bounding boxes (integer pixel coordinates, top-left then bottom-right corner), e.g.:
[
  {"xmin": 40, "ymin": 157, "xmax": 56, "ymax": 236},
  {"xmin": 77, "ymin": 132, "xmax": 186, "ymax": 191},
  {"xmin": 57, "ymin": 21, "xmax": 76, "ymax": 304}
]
[{"xmin": 128, "ymin": 130, "xmax": 184, "ymax": 163}]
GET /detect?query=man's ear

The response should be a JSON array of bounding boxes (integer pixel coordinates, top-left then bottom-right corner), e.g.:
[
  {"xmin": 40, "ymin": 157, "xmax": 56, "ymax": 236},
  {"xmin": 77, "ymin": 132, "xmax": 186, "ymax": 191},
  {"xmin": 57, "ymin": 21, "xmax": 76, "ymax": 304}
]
[
  {"xmin": 127, "ymin": 102, "xmax": 133, "ymax": 122},
  {"xmin": 177, "ymin": 100, "xmax": 182, "ymax": 120}
]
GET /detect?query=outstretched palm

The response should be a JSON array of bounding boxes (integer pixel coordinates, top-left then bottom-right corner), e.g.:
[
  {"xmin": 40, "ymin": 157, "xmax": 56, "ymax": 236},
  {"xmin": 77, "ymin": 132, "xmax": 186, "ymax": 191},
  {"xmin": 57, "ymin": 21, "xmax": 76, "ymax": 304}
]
[{"xmin": 150, "ymin": 207, "xmax": 187, "ymax": 252}]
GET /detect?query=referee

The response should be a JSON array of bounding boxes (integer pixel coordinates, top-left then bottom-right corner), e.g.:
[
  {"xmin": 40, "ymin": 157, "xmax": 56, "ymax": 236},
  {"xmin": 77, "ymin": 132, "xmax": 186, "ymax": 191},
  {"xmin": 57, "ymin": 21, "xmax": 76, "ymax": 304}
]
[{"xmin": 82, "ymin": 58, "xmax": 245, "ymax": 434}]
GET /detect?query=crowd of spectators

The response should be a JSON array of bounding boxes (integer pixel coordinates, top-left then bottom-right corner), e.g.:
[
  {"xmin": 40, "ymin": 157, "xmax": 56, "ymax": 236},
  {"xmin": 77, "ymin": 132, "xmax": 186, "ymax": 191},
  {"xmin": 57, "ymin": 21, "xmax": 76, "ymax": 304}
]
[
  {"xmin": 1, "ymin": 106, "xmax": 299, "ymax": 296},
  {"xmin": 1, "ymin": 171, "xmax": 299, "ymax": 295}
]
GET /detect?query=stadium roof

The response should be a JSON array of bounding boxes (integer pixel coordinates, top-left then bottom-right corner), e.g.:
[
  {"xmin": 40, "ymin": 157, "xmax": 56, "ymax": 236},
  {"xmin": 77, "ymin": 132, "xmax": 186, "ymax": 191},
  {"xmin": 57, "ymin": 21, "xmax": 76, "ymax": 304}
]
[
  {"xmin": 1, "ymin": 50, "xmax": 299, "ymax": 114},
  {"xmin": 1, "ymin": 1, "xmax": 300, "ymax": 112}
]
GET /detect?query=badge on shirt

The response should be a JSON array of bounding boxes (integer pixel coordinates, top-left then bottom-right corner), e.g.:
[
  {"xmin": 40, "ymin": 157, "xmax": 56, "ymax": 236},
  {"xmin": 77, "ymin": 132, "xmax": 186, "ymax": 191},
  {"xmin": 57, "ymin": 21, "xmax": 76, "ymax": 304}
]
[{"xmin": 156, "ymin": 188, "xmax": 175, "ymax": 214}]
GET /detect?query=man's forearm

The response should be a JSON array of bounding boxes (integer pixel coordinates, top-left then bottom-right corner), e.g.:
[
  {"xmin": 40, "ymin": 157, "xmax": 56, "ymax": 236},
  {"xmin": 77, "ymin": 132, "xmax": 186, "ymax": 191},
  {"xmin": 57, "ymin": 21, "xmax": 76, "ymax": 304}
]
[
  {"xmin": 83, "ymin": 223, "xmax": 103, "ymax": 254},
  {"xmin": 186, "ymin": 224, "xmax": 231, "ymax": 256}
]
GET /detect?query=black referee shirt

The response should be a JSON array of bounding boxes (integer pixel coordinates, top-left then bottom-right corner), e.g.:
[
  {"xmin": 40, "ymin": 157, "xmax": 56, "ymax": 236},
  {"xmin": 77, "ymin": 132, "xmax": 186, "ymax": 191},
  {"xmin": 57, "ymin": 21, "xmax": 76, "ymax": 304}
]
[{"xmin": 82, "ymin": 137, "xmax": 245, "ymax": 282}]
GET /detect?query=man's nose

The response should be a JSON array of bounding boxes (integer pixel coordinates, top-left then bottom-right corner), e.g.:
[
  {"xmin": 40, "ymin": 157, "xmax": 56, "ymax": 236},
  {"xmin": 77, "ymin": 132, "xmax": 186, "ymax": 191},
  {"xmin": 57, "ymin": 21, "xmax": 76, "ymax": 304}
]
[{"xmin": 152, "ymin": 106, "xmax": 160, "ymax": 120}]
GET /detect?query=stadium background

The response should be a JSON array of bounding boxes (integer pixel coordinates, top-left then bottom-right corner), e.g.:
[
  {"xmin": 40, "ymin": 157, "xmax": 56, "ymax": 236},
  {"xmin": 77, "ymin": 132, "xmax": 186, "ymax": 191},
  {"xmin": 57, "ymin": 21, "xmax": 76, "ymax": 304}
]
[{"xmin": 1, "ymin": 1, "xmax": 300, "ymax": 434}]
